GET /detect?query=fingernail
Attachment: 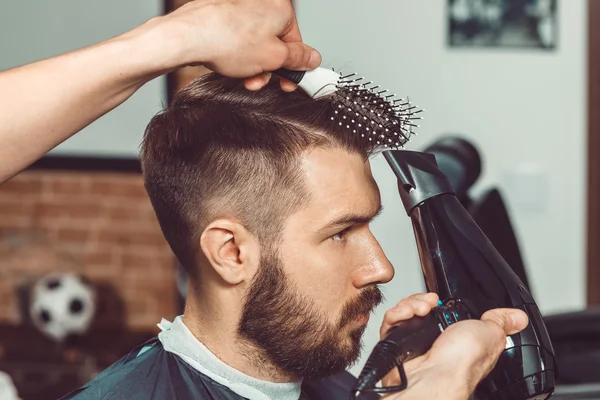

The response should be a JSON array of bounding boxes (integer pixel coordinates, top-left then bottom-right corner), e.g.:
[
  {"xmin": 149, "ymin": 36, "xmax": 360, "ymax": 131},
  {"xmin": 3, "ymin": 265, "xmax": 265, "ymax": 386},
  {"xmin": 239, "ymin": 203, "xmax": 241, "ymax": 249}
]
[{"xmin": 309, "ymin": 50, "xmax": 321, "ymax": 68}]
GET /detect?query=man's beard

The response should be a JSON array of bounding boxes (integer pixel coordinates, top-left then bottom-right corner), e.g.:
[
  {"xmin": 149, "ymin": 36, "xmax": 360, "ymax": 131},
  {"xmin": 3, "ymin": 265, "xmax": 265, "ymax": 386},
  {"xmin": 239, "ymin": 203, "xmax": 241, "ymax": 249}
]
[{"xmin": 237, "ymin": 249, "xmax": 383, "ymax": 380}]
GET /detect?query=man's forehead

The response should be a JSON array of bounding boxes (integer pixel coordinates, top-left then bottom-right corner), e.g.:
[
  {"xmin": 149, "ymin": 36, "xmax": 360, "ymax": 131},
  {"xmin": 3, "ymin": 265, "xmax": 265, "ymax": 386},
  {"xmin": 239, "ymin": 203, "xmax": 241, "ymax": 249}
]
[{"xmin": 297, "ymin": 148, "xmax": 380, "ymax": 220}]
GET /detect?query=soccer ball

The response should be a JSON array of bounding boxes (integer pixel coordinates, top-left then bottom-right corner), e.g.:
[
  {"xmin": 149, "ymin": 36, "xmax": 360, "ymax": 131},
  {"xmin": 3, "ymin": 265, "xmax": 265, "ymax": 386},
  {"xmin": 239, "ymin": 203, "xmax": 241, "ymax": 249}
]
[{"xmin": 29, "ymin": 272, "xmax": 96, "ymax": 342}]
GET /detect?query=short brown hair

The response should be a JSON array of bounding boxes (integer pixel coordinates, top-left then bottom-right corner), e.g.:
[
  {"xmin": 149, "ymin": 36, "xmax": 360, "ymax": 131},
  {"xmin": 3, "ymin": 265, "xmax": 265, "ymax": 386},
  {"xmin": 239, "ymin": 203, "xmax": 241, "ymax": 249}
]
[{"xmin": 140, "ymin": 73, "xmax": 377, "ymax": 278}]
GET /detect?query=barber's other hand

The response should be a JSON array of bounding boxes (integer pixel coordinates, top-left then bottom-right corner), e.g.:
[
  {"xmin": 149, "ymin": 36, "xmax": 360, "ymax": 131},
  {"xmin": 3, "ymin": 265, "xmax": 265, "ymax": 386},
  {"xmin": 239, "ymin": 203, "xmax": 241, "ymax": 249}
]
[
  {"xmin": 384, "ymin": 308, "xmax": 529, "ymax": 400},
  {"xmin": 153, "ymin": 0, "xmax": 321, "ymax": 91}
]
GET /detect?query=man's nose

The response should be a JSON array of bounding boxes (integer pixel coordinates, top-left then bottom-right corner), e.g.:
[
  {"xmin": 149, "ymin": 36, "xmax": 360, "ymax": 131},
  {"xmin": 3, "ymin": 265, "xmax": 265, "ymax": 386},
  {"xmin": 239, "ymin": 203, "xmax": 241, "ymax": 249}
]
[{"xmin": 351, "ymin": 233, "xmax": 395, "ymax": 288}]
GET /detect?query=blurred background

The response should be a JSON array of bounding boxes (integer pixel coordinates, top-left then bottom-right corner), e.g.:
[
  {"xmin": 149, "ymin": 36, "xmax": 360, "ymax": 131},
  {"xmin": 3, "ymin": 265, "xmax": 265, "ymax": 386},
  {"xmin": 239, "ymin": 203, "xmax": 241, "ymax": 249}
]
[{"xmin": 0, "ymin": 0, "xmax": 596, "ymax": 398}]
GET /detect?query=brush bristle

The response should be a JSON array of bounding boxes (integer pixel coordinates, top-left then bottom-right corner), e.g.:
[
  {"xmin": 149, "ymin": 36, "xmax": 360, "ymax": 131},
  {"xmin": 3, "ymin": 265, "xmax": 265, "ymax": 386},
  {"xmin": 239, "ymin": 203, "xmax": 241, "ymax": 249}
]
[{"xmin": 329, "ymin": 71, "xmax": 423, "ymax": 149}]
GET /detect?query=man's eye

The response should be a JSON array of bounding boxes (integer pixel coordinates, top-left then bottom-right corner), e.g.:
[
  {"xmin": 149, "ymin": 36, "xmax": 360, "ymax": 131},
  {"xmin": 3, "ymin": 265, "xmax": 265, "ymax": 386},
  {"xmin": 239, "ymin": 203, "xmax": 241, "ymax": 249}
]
[{"xmin": 331, "ymin": 227, "xmax": 351, "ymax": 241}]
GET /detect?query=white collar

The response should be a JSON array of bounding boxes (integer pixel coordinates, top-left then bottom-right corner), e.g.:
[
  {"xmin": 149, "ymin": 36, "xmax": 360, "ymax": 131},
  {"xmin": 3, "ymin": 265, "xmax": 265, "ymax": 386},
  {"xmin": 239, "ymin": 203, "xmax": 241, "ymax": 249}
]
[{"xmin": 157, "ymin": 316, "xmax": 302, "ymax": 400}]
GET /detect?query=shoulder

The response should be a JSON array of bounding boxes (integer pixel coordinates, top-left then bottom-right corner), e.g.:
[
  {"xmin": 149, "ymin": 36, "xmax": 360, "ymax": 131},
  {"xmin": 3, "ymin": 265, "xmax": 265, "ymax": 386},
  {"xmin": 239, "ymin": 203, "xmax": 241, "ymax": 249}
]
[
  {"xmin": 58, "ymin": 338, "xmax": 161, "ymax": 400},
  {"xmin": 59, "ymin": 339, "xmax": 247, "ymax": 400}
]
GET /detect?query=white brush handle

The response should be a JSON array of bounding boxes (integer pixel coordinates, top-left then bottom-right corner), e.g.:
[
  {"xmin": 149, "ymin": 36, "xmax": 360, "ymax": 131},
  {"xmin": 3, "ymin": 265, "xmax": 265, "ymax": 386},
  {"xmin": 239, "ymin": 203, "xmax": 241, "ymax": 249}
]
[{"xmin": 274, "ymin": 67, "xmax": 340, "ymax": 98}]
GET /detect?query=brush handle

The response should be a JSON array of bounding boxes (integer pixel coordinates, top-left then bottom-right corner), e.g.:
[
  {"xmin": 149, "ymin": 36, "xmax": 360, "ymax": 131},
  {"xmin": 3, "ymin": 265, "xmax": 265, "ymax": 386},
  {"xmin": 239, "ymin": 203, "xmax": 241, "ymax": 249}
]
[
  {"xmin": 273, "ymin": 68, "xmax": 306, "ymax": 84},
  {"xmin": 272, "ymin": 67, "xmax": 340, "ymax": 98}
]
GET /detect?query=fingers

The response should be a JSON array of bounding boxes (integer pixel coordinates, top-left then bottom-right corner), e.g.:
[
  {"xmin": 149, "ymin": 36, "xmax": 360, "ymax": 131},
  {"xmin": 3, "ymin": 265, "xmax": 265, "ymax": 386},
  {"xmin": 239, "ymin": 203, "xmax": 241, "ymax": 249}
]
[
  {"xmin": 480, "ymin": 308, "xmax": 529, "ymax": 336},
  {"xmin": 397, "ymin": 293, "xmax": 439, "ymax": 315},
  {"xmin": 427, "ymin": 308, "xmax": 529, "ymax": 371},
  {"xmin": 380, "ymin": 293, "xmax": 439, "ymax": 338},
  {"xmin": 244, "ymin": 74, "xmax": 298, "ymax": 92},
  {"xmin": 244, "ymin": 72, "xmax": 272, "ymax": 91},
  {"xmin": 245, "ymin": 39, "xmax": 318, "ymax": 87},
  {"xmin": 411, "ymin": 292, "xmax": 440, "ymax": 308},
  {"xmin": 282, "ymin": 42, "xmax": 322, "ymax": 71},
  {"xmin": 279, "ymin": 78, "xmax": 298, "ymax": 92}
]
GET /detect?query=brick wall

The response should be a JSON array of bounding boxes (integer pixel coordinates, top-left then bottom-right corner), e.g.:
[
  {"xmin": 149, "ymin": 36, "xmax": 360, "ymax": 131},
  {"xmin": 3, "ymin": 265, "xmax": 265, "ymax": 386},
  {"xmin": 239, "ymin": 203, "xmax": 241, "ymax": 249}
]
[{"xmin": 0, "ymin": 170, "xmax": 178, "ymax": 331}]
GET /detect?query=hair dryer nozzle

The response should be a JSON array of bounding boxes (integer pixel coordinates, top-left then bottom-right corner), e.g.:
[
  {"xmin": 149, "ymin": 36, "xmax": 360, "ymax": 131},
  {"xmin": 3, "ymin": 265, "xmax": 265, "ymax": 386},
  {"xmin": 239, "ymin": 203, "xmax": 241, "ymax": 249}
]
[{"xmin": 382, "ymin": 150, "xmax": 454, "ymax": 214}]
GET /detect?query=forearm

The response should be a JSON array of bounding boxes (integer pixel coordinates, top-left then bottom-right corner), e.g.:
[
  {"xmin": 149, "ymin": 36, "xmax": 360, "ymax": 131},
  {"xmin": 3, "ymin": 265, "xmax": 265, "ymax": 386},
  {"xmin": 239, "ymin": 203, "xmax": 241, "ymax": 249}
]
[
  {"xmin": 0, "ymin": 0, "xmax": 320, "ymax": 183},
  {"xmin": 0, "ymin": 18, "xmax": 177, "ymax": 183}
]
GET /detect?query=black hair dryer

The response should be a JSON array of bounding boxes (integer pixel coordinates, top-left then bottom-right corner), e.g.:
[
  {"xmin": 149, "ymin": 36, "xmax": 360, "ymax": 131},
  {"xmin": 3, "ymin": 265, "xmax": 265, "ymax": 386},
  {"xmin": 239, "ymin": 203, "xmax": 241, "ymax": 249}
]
[{"xmin": 351, "ymin": 150, "xmax": 556, "ymax": 400}]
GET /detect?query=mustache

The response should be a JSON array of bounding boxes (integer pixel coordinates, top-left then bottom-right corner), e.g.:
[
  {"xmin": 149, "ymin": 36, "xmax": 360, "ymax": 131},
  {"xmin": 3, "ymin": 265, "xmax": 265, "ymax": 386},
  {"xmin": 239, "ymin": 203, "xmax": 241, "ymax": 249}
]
[{"xmin": 338, "ymin": 286, "xmax": 384, "ymax": 328}]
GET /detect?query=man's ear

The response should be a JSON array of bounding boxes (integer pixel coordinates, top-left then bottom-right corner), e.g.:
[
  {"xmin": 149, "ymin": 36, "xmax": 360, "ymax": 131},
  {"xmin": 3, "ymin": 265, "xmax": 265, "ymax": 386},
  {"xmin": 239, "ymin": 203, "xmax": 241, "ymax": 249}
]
[{"xmin": 199, "ymin": 219, "xmax": 260, "ymax": 285}]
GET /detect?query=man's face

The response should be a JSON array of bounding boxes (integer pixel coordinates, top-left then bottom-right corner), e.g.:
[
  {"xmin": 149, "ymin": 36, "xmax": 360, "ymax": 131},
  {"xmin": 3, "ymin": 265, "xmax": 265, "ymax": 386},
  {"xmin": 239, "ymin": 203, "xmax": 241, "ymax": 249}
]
[{"xmin": 239, "ymin": 147, "xmax": 395, "ymax": 380}]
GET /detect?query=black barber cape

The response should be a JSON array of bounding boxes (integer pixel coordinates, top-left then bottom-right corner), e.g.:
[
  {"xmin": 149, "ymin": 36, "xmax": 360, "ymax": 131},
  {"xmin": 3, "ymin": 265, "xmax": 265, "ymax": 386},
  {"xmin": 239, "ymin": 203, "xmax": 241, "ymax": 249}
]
[{"xmin": 59, "ymin": 338, "xmax": 378, "ymax": 400}]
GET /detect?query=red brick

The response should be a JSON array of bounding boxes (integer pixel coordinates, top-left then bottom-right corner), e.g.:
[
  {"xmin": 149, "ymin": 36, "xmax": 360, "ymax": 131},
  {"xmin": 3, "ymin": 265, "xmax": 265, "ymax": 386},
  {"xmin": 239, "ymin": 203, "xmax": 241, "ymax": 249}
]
[
  {"xmin": 84, "ymin": 249, "xmax": 115, "ymax": 266},
  {"xmin": 48, "ymin": 176, "xmax": 91, "ymax": 195},
  {"xmin": 0, "ymin": 191, "xmax": 24, "ymax": 202},
  {"xmin": 83, "ymin": 267, "xmax": 122, "ymax": 281},
  {"xmin": 95, "ymin": 173, "xmax": 142, "ymax": 184},
  {"xmin": 90, "ymin": 179, "xmax": 147, "ymax": 198},
  {"xmin": 32, "ymin": 201, "xmax": 106, "ymax": 220},
  {"xmin": 97, "ymin": 228, "xmax": 167, "ymax": 248},
  {"xmin": 0, "ymin": 171, "xmax": 182, "ymax": 331},
  {"xmin": 55, "ymin": 227, "xmax": 93, "ymax": 244},
  {"xmin": 107, "ymin": 203, "xmax": 156, "ymax": 222},
  {"xmin": 106, "ymin": 219, "xmax": 164, "ymax": 236},
  {"xmin": 0, "ymin": 199, "xmax": 34, "ymax": 219},
  {"xmin": 120, "ymin": 251, "xmax": 174, "ymax": 269},
  {"xmin": 0, "ymin": 216, "xmax": 32, "ymax": 229},
  {"xmin": 0, "ymin": 176, "xmax": 43, "ymax": 194}
]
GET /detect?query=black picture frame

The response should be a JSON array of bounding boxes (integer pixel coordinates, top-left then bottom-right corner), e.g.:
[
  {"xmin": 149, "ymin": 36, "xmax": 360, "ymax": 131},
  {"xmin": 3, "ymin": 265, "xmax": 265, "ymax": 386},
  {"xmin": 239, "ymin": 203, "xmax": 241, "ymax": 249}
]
[{"xmin": 447, "ymin": 0, "xmax": 558, "ymax": 50}]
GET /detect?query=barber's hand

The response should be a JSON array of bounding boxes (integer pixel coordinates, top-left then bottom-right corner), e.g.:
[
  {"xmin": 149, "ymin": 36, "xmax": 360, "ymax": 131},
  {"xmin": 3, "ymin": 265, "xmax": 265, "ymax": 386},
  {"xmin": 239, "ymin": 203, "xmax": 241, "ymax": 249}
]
[
  {"xmin": 153, "ymin": 0, "xmax": 321, "ymax": 91},
  {"xmin": 383, "ymin": 308, "xmax": 529, "ymax": 400}
]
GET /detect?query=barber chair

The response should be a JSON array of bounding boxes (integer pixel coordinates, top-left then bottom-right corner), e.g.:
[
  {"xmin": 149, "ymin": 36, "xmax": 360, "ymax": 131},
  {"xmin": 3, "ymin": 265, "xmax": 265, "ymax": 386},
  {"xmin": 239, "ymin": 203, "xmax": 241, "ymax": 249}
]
[{"xmin": 423, "ymin": 137, "xmax": 600, "ymax": 397}]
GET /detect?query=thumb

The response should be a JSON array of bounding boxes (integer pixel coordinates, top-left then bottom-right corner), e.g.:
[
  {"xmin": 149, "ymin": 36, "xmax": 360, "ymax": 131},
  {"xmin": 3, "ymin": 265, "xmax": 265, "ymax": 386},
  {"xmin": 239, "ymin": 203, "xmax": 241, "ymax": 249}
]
[
  {"xmin": 282, "ymin": 42, "xmax": 322, "ymax": 71},
  {"xmin": 480, "ymin": 308, "xmax": 529, "ymax": 336}
]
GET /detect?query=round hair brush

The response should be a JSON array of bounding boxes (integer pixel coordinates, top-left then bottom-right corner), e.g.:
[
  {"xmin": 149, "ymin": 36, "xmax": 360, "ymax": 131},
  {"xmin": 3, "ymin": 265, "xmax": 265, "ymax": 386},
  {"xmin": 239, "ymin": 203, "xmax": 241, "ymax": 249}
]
[{"xmin": 274, "ymin": 67, "xmax": 423, "ymax": 149}]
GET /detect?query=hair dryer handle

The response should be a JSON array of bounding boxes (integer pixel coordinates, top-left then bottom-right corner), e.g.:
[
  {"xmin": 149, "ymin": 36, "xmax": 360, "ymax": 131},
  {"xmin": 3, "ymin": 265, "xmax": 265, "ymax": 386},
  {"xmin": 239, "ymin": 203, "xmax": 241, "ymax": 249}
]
[{"xmin": 351, "ymin": 299, "xmax": 473, "ymax": 399}]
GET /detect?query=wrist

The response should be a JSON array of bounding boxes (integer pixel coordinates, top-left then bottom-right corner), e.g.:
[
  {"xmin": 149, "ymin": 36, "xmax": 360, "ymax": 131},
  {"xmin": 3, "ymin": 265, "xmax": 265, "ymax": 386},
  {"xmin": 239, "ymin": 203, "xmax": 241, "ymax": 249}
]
[
  {"xmin": 112, "ymin": 16, "xmax": 200, "ymax": 83},
  {"xmin": 392, "ymin": 359, "xmax": 474, "ymax": 400},
  {"xmin": 134, "ymin": 10, "xmax": 214, "ymax": 73}
]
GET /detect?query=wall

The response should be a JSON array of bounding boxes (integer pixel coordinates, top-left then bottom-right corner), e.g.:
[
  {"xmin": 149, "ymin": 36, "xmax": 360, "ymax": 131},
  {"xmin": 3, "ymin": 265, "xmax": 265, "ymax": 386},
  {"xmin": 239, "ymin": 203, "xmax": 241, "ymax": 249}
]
[
  {"xmin": 0, "ymin": 0, "xmax": 166, "ymax": 158},
  {"xmin": 0, "ymin": 0, "xmax": 173, "ymax": 333},
  {"xmin": 296, "ymin": 0, "xmax": 587, "ymax": 376},
  {"xmin": 0, "ymin": 171, "xmax": 177, "ymax": 331}
]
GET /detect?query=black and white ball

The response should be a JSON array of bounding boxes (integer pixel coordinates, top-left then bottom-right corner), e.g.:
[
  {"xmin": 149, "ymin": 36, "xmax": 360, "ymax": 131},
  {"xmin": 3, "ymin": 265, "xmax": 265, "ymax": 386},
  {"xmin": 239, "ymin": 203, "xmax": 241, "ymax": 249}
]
[{"xmin": 29, "ymin": 272, "xmax": 96, "ymax": 342}]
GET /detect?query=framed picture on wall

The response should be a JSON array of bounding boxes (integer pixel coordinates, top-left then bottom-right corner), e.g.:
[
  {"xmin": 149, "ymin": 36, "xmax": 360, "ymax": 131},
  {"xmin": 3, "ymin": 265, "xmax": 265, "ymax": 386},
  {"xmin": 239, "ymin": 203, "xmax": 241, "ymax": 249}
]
[{"xmin": 448, "ymin": 0, "xmax": 558, "ymax": 49}]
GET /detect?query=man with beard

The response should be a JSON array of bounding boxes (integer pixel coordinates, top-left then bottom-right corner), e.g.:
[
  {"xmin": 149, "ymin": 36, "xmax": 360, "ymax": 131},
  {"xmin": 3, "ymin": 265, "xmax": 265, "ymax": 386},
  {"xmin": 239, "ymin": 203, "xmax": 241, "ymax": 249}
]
[
  {"xmin": 59, "ymin": 73, "xmax": 526, "ymax": 400},
  {"xmin": 0, "ymin": 1, "xmax": 528, "ymax": 399}
]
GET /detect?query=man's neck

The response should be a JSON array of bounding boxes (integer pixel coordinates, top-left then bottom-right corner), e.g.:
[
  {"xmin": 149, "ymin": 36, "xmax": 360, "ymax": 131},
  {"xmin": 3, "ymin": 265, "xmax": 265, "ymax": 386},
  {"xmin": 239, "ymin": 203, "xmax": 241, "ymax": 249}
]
[{"xmin": 182, "ymin": 292, "xmax": 296, "ymax": 383}]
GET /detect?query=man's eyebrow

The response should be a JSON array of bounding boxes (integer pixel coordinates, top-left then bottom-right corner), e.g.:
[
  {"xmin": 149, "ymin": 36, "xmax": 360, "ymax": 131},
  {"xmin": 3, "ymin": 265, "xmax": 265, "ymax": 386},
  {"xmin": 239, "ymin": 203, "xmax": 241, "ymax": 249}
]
[{"xmin": 318, "ymin": 204, "xmax": 384, "ymax": 233}]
